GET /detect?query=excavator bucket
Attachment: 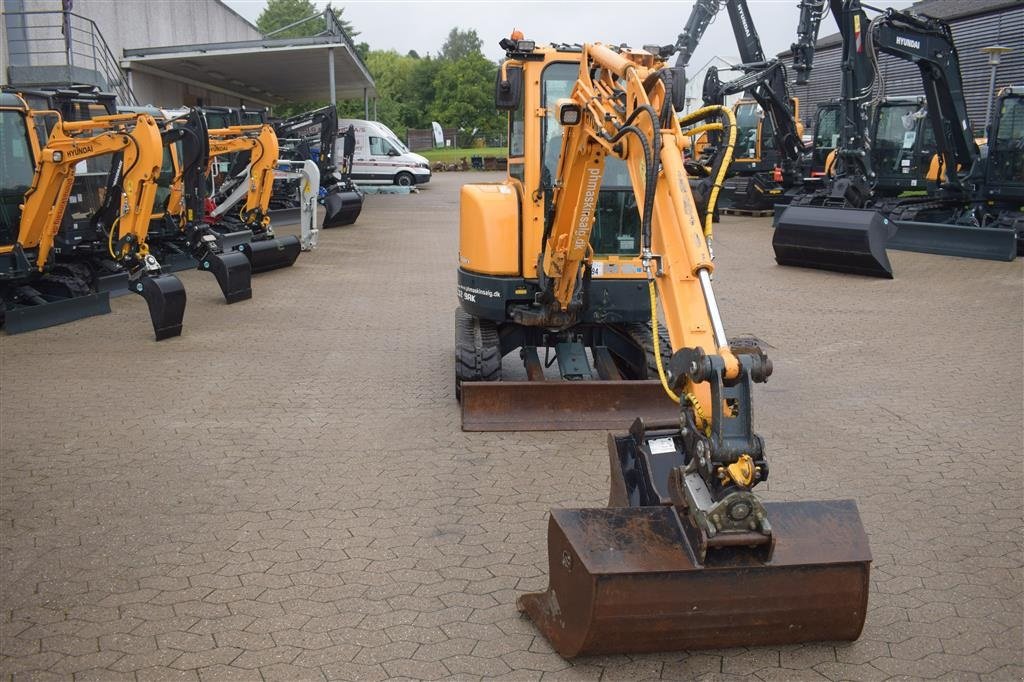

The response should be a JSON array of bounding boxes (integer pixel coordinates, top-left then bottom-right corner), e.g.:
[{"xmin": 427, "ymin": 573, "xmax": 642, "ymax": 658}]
[
  {"xmin": 323, "ymin": 186, "xmax": 364, "ymax": 228},
  {"xmin": 517, "ymin": 430, "xmax": 872, "ymax": 658},
  {"xmin": 460, "ymin": 380, "xmax": 680, "ymax": 431},
  {"xmin": 238, "ymin": 235, "xmax": 302, "ymax": 273},
  {"xmin": 198, "ymin": 251, "xmax": 253, "ymax": 303},
  {"xmin": 773, "ymin": 205, "xmax": 895, "ymax": 278},
  {"xmin": 133, "ymin": 274, "xmax": 187, "ymax": 340}
]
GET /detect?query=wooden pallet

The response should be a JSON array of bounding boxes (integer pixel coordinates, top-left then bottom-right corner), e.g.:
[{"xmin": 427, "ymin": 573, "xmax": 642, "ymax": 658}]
[{"xmin": 720, "ymin": 207, "xmax": 775, "ymax": 217}]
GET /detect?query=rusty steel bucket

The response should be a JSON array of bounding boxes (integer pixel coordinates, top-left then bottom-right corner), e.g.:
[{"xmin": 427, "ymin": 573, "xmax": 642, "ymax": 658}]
[
  {"xmin": 517, "ymin": 428, "xmax": 871, "ymax": 657},
  {"xmin": 518, "ymin": 501, "xmax": 871, "ymax": 657},
  {"xmin": 460, "ymin": 380, "xmax": 680, "ymax": 431}
]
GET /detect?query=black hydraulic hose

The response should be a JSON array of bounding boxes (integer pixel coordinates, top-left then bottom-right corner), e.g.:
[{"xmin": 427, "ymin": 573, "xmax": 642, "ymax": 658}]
[
  {"xmin": 609, "ymin": 125, "xmax": 656, "ymax": 252},
  {"xmin": 610, "ymin": 104, "xmax": 662, "ymax": 252}
]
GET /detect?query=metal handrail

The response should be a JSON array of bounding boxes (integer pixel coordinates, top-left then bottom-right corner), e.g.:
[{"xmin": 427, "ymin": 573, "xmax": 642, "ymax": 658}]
[{"xmin": 2, "ymin": 10, "xmax": 137, "ymax": 104}]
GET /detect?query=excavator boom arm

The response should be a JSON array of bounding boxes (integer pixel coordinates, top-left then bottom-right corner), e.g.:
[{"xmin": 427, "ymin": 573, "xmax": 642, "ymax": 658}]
[{"xmin": 542, "ymin": 43, "xmax": 735, "ymax": 402}]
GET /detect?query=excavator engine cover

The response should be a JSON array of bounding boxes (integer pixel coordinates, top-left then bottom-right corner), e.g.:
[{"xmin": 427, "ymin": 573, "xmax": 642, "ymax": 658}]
[
  {"xmin": 518, "ymin": 430, "xmax": 871, "ymax": 657},
  {"xmin": 238, "ymin": 235, "xmax": 302, "ymax": 273},
  {"xmin": 133, "ymin": 273, "xmax": 186, "ymax": 340},
  {"xmin": 773, "ymin": 205, "xmax": 894, "ymax": 278},
  {"xmin": 323, "ymin": 185, "xmax": 364, "ymax": 228},
  {"xmin": 198, "ymin": 251, "xmax": 252, "ymax": 303}
]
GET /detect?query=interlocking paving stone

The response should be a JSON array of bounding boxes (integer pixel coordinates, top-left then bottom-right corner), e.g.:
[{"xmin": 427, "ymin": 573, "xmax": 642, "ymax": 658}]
[{"xmin": 2, "ymin": 172, "xmax": 1021, "ymax": 680}]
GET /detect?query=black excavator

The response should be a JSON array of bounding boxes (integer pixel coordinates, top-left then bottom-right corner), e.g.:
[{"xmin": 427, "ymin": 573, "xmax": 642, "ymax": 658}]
[
  {"xmin": 774, "ymin": 0, "xmax": 1019, "ymax": 277},
  {"xmin": 272, "ymin": 105, "xmax": 363, "ymax": 228},
  {"xmin": 665, "ymin": 0, "xmax": 810, "ymax": 211}
]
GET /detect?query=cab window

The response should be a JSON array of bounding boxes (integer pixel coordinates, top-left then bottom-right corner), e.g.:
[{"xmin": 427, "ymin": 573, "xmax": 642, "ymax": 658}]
[
  {"xmin": 814, "ymin": 106, "xmax": 839, "ymax": 150},
  {"xmin": 540, "ymin": 62, "xmax": 639, "ymax": 257},
  {"xmin": 1, "ymin": 110, "xmax": 36, "ymax": 241},
  {"xmin": 734, "ymin": 102, "xmax": 761, "ymax": 159}
]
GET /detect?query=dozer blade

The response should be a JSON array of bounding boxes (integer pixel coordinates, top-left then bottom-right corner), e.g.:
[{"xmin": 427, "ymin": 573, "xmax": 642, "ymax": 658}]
[
  {"xmin": 888, "ymin": 218, "xmax": 1016, "ymax": 262},
  {"xmin": 460, "ymin": 380, "xmax": 679, "ymax": 431},
  {"xmin": 198, "ymin": 251, "xmax": 253, "ymax": 303},
  {"xmin": 239, "ymin": 235, "xmax": 301, "ymax": 274},
  {"xmin": 518, "ymin": 500, "xmax": 871, "ymax": 658},
  {"xmin": 4, "ymin": 292, "xmax": 111, "ymax": 335},
  {"xmin": 133, "ymin": 274, "xmax": 186, "ymax": 340},
  {"xmin": 323, "ymin": 187, "xmax": 364, "ymax": 228},
  {"xmin": 773, "ymin": 205, "xmax": 894, "ymax": 278}
]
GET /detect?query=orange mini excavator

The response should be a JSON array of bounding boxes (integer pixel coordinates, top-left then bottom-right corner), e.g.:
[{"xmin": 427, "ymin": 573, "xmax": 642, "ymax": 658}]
[{"xmin": 460, "ymin": 35, "xmax": 872, "ymax": 657}]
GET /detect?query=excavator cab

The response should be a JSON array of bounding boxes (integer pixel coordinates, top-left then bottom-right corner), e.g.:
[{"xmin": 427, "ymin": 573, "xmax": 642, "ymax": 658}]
[
  {"xmin": 807, "ymin": 102, "xmax": 840, "ymax": 178},
  {"xmin": 457, "ymin": 53, "xmax": 679, "ymax": 431},
  {"xmin": 982, "ymin": 87, "xmax": 1024, "ymax": 255}
]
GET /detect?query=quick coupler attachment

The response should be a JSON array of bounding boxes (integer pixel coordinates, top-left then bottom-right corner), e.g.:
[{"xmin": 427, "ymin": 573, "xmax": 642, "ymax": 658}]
[
  {"xmin": 773, "ymin": 205, "xmax": 895, "ymax": 278},
  {"xmin": 237, "ymin": 235, "xmax": 302, "ymax": 273},
  {"xmin": 197, "ymin": 250, "xmax": 252, "ymax": 304},
  {"xmin": 132, "ymin": 273, "xmax": 186, "ymax": 340},
  {"xmin": 323, "ymin": 185, "xmax": 364, "ymax": 228}
]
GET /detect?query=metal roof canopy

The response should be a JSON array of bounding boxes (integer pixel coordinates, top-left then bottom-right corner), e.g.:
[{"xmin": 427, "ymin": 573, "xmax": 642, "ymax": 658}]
[{"xmin": 121, "ymin": 34, "xmax": 375, "ymax": 106}]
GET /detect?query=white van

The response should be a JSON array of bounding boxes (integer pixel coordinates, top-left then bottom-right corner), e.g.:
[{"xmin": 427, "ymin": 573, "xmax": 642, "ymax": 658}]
[{"xmin": 336, "ymin": 119, "xmax": 431, "ymax": 186}]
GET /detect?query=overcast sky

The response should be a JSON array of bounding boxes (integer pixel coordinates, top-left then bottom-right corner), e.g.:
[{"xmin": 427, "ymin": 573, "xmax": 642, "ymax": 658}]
[{"xmin": 225, "ymin": 0, "xmax": 918, "ymax": 70}]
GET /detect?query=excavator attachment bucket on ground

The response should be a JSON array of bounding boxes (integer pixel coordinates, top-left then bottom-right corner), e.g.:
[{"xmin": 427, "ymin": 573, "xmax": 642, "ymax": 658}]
[
  {"xmin": 133, "ymin": 274, "xmax": 186, "ymax": 340},
  {"xmin": 323, "ymin": 186, "xmax": 364, "ymax": 228},
  {"xmin": 238, "ymin": 235, "xmax": 302, "ymax": 273},
  {"xmin": 773, "ymin": 205, "xmax": 894, "ymax": 278},
  {"xmin": 460, "ymin": 380, "xmax": 679, "ymax": 431},
  {"xmin": 198, "ymin": 251, "xmax": 252, "ymax": 303},
  {"xmin": 888, "ymin": 219, "xmax": 1017, "ymax": 261},
  {"xmin": 517, "ymin": 429, "xmax": 871, "ymax": 658}
]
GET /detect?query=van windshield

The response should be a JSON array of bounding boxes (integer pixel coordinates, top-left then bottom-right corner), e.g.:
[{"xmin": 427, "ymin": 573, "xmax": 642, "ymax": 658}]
[{"xmin": 387, "ymin": 135, "xmax": 410, "ymax": 154}]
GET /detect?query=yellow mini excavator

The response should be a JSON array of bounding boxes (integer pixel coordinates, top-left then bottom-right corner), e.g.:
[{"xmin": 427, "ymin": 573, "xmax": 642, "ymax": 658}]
[
  {"xmin": 457, "ymin": 34, "xmax": 742, "ymax": 431},
  {"xmin": 205, "ymin": 123, "xmax": 302, "ymax": 273},
  {"xmin": 463, "ymin": 34, "xmax": 871, "ymax": 658},
  {"xmin": 0, "ymin": 93, "xmax": 185, "ymax": 338}
]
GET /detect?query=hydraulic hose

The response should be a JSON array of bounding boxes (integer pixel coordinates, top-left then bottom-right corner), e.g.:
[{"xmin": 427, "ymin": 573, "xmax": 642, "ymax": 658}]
[
  {"xmin": 679, "ymin": 104, "xmax": 737, "ymax": 240},
  {"xmin": 649, "ymin": 279, "xmax": 710, "ymax": 434}
]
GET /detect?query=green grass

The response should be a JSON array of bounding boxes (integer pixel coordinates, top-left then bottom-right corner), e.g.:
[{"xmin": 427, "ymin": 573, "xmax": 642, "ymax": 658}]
[{"xmin": 420, "ymin": 146, "xmax": 506, "ymax": 162}]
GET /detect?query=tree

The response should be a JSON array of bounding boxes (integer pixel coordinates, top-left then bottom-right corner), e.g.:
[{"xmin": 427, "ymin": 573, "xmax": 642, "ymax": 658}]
[
  {"xmin": 257, "ymin": 0, "xmax": 358, "ymax": 39},
  {"xmin": 429, "ymin": 52, "xmax": 502, "ymax": 142},
  {"xmin": 439, "ymin": 28, "xmax": 483, "ymax": 61}
]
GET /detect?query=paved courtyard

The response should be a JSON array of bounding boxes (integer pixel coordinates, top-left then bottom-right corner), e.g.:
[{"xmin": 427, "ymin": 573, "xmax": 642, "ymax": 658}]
[{"xmin": 2, "ymin": 172, "xmax": 1022, "ymax": 680}]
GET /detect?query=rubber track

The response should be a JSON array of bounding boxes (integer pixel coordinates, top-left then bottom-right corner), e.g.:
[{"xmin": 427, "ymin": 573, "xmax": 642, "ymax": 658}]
[
  {"xmin": 623, "ymin": 322, "xmax": 672, "ymax": 379},
  {"xmin": 455, "ymin": 309, "xmax": 501, "ymax": 394}
]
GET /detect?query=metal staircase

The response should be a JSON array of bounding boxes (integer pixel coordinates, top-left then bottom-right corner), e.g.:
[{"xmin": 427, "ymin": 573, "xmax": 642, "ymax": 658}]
[{"xmin": 3, "ymin": 9, "xmax": 137, "ymax": 104}]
